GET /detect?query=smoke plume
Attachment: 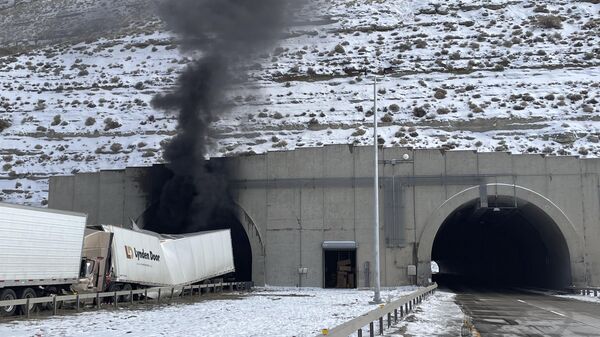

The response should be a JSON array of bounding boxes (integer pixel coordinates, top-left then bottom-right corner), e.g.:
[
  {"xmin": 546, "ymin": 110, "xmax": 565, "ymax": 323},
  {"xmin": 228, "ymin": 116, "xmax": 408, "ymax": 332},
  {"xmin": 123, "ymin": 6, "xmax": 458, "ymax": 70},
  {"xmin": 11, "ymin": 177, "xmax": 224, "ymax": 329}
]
[{"xmin": 147, "ymin": 0, "xmax": 289, "ymax": 233}]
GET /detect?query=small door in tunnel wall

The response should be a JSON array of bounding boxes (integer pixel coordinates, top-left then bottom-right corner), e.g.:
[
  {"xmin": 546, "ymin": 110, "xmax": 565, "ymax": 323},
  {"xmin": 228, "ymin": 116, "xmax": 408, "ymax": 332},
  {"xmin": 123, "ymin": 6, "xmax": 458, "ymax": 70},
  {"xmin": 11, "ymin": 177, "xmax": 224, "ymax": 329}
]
[{"xmin": 323, "ymin": 249, "xmax": 357, "ymax": 288}]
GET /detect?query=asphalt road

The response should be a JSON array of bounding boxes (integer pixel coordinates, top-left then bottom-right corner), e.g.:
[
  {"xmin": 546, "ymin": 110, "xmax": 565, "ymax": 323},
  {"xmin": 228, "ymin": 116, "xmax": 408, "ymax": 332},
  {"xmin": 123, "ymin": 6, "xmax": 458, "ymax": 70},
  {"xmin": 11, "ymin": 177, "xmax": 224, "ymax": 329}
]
[{"xmin": 453, "ymin": 288, "xmax": 600, "ymax": 337}]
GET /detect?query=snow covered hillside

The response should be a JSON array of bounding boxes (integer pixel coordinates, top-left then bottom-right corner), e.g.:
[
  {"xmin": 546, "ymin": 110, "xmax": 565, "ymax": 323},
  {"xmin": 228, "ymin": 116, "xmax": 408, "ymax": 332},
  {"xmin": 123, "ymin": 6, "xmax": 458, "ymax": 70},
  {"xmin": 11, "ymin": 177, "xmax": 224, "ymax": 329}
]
[{"xmin": 1, "ymin": 0, "xmax": 599, "ymax": 204}]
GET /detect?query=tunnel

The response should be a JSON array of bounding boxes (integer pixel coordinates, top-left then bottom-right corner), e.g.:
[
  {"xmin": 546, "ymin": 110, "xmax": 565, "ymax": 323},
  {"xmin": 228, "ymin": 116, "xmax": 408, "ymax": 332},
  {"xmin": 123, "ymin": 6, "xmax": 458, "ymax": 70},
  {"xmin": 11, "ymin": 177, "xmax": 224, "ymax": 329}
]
[
  {"xmin": 431, "ymin": 195, "xmax": 572, "ymax": 290},
  {"xmin": 140, "ymin": 164, "xmax": 253, "ymax": 282}
]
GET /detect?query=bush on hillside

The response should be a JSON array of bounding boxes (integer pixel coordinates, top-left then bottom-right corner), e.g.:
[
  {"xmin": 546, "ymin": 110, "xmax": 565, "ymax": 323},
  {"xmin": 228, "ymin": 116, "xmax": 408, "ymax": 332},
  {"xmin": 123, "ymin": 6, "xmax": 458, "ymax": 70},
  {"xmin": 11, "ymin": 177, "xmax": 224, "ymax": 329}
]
[{"xmin": 536, "ymin": 15, "xmax": 563, "ymax": 29}]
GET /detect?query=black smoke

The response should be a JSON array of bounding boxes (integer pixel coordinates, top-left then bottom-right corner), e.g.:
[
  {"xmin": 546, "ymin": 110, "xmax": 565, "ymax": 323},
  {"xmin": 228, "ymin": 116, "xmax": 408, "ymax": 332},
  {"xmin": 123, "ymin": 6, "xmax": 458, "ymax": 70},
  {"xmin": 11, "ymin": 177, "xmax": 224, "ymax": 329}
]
[{"xmin": 145, "ymin": 0, "xmax": 290, "ymax": 233}]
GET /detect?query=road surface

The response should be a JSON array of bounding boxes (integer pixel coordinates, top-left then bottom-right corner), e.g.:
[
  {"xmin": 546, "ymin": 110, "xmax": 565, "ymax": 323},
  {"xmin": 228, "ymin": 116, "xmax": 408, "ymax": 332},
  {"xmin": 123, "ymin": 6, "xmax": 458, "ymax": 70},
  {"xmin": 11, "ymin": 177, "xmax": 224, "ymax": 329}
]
[{"xmin": 454, "ymin": 288, "xmax": 600, "ymax": 336}]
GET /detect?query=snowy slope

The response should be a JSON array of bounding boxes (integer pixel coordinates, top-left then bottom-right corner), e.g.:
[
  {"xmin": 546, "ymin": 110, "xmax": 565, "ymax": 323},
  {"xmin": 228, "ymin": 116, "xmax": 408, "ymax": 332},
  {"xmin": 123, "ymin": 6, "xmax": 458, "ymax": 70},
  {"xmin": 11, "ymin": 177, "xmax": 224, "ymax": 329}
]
[{"xmin": 0, "ymin": 0, "xmax": 599, "ymax": 204}]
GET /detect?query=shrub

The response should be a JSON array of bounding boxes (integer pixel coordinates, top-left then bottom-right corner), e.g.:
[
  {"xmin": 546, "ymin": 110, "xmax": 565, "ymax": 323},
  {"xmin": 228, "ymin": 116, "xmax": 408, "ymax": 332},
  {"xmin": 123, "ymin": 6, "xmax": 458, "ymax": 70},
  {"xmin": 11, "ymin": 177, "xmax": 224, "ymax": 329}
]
[
  {"xmin": 415, "ymin": 39, "xmax": 427, "ymax": 49},
  {"xmin": 334, "ymin": 44, "xmax": 346, "ymax": 54},
  {"xmin": 85, "ymin": 117, "xmax": 96, "ymax": 126},
  {"xmin": 352, "ymin": 128, "xmax": 366, "ymax": 136},
  {"xmin": 536, "ymin": 15, "xmax": 563, "ymax": 29},
  {"xmin": 110, "ymin": 143, "xmax": 122, "ymax": 153},
  {"xmin": 272, "ymin": 140, "xmax": 288, "ymax": 148},
  {"xmin": 380, "ymin": 114, "xmax": 393, "ymax": 123},
  {"xmin": 0, "ymin": 119, "xmax": 11, "ymax": 132},
  {"xmin": 103, "ymin": 118, "xmax": 122, "ymax": 131},
  {"xmin": 437, "ymin": 107, "xmax": 450, "ymax": 114},
  {"xmin": 434, "ymin": 88, "xmax": 447, "ymax": 99},
  {"xmin": 413, "ymin": 106, "xmax": 427, "ymax": 118},
  {"xmin": 388, "ymin": 104, "xmax": 400, "ymax": 113},
  {"xmin": 51, "ymin": 115, "xmax": 61, "ymax": 126}
]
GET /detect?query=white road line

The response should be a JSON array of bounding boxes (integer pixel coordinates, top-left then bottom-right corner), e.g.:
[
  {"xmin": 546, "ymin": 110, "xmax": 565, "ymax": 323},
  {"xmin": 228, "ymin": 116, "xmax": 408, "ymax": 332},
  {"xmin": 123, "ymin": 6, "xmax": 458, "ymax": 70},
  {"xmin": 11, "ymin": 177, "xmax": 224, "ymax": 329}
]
[{"xmin": 517, "ymin": 299, "xmax": 567, "ymax": 317}]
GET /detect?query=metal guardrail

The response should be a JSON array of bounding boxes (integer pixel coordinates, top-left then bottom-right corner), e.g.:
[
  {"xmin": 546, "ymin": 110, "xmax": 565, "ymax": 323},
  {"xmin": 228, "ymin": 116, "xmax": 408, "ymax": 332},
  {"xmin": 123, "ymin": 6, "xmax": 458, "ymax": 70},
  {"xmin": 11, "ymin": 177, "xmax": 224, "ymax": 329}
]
[
  {"xmin": 316, "ymin": 283, "xmax": 438, "ymax": 337},
  {"xmin": 568, "ymin": 286, "xmax": 600, "ymax": 297},
  {"xmin": 0, "ymin": 281, "xmax": 253, "ymax": 318}
]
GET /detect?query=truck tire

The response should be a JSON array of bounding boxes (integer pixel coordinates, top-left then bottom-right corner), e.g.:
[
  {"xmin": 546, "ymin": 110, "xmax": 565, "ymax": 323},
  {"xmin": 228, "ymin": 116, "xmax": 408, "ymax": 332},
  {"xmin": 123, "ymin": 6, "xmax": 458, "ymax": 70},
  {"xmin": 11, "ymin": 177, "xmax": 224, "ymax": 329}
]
[
  {"xmin": 120, "ymin": 284, "xmax": 133, "ymax": 302},
  {"xmin": 17, "ymin": 288, "xmax": 38, "ymax": 315},
  {"xmin": 0, "ymin": 288, "xmax": 18, "ymax": 316},
  {"xmin": 42, "ymin": 286, "xmax": 62, "ymax": 311},
  {"xmin": 106, "ymin": 283, "xmax": 121, "ymax": 303}
]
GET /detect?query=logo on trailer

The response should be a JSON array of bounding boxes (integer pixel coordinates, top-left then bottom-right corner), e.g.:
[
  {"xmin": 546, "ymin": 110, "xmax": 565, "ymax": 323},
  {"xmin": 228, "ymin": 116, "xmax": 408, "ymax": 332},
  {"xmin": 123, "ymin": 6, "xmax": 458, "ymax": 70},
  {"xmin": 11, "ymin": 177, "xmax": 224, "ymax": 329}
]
[
  {"xmin": 125, "ymin": 245, "xmax": 134, "ymax": 259},
  {"xmin": 124, "ymin": 245, "xmax": 160, "ymax": 262}
]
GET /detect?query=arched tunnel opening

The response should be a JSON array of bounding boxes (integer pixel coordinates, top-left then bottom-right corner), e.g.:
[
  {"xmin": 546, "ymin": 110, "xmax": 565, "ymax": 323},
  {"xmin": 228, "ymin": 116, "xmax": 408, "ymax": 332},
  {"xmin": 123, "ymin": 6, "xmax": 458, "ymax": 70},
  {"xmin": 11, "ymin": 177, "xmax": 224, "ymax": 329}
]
[
  {"xmin": 140, "ymin": 164, "xmax": 253, "ymax": 282},
  {"xmin": 431, "ymin": 196, "xmax": 571, "ymax": 290}
]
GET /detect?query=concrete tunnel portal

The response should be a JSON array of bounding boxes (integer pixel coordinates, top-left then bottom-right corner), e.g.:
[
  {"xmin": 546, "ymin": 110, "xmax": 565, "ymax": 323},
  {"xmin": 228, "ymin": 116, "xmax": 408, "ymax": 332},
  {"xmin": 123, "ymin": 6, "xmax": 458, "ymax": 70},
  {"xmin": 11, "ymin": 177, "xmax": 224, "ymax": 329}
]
[
  {"xmin": 431, "ymin": 195, "xmax": 572, "ymax": 289},
  {"xmin": 140, "ymin": 164, "xmax": 254, "ymax": 283}
]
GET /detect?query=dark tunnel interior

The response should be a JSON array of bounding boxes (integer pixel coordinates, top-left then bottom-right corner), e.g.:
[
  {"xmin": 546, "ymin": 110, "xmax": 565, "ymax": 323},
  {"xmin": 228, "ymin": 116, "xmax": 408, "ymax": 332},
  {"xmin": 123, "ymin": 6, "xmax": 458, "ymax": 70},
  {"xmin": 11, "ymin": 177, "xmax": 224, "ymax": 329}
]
[
  {"xmin": 432, "ymin": 196, "xmax": 571, "ymax": 290},
  {"xmin": 140, "ymin": 164, "xmax": 253, "ymax": 282}
]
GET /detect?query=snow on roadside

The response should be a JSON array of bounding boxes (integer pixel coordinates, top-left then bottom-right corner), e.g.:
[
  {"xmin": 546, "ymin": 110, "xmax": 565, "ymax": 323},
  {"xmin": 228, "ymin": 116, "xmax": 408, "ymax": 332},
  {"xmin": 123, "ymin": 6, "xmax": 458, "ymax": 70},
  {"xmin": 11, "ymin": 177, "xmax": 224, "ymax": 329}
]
[
  {"xmin": 556, "ymin": 294, "xmax": 600, "ymax": 304},
  {"xmin": 385, "ymin": 291, "xmax": 464, "ymax": 337},
  {"xmin": 0, "ymin": 286, "xmax": 418, "ymax": 337}
]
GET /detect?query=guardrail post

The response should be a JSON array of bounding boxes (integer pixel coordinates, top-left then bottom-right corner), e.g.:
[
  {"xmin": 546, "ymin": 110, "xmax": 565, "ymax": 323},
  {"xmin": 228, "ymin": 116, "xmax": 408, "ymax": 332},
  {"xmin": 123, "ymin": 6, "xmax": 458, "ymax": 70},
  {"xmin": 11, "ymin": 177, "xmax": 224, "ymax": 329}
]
[
  {"xmin": 76, "ymin": 294, "xmax": 80, "ymax": 312},
  {"xmin": 53, "ymin": 296, "xmax": 58, "ymax": 315},
  {"xmin": 595, "ymin": 290, "xmax": 598, "ymax": 297},
  {"xmin": 379, "ymin": 317, "xmax": 383, "ymax": 335},
  {"xmin": 96, "ymin": 293, "xmax": 100, "ymax": 309},
  {"xmin": 394, "ymin": 308, "xmax": 398, "ymax": 323},
  {"xmin": 25, "ymin": 298, "xmax": 30, "ymax": 318},
  {"xmin": 400, "ymin": 306, "xmax": 403, "ymax": 317},
  {"xmin": 130, "ymin": 289, "xmax": 134, "ymax": 304},
  {"xmin": 170, "ymin": 287, "xmax": 174, "ymax": 302},
  {"xmin": 387, "ymin": 312, "xmax": 391, "ymax": 328},
  {"xmin": 114, "ymin": 292, "xmax": 118, "ymax": 308},
  {"xmin": 358, "ymin": 328, "xmax": 362, "ymax": 337},
  {"xmin": 369, "ymin": 322, "xmax": 374, "ymax": 337},
  {"xmin": 157, "ymin": 288, "xmax": 161, "ymax": 304},
  {"xmin": 144, "ymin": 289, "xmax": 148, "ymax": 304}
]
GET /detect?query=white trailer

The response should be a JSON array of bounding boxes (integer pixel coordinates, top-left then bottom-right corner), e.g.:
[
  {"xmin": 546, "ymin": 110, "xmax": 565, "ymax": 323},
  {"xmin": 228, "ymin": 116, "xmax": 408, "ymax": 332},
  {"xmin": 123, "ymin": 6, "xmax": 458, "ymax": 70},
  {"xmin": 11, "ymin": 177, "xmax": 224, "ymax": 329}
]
[
  {"xmin": 0, "ymin": 202, "xmax": 87, "ymax": 316},
  {"xmin": 77, "ymin": 225, "xmax": 235, "ymax": 294}
]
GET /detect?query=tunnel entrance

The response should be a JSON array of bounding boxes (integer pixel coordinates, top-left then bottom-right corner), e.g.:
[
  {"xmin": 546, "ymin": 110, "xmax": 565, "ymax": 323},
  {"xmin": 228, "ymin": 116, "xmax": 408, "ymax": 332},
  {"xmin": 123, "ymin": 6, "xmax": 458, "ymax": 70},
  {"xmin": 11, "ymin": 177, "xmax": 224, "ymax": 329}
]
[
  {"xmin": 140, "ymin": 164, "xmax": 253, "ymax": 282},
  {"xmin": 431, "ymin": 196, "xmax": 571, "ymax": 290}
]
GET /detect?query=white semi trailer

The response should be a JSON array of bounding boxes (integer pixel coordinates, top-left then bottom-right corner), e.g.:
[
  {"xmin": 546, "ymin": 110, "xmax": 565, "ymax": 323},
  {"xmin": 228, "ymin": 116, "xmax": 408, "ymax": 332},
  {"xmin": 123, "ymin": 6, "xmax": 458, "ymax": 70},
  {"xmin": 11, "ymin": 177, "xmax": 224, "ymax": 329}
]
[
  {"xmin": 75, "ymin": 225, "xmax": 236, "ymax": 296},
  {"xmin": 0, "ymin": 202, "xmax": 87, "ymax": 316},
  {"xmin": 1, "ymin": 202, "xmax": 236, "ymax": 316}
]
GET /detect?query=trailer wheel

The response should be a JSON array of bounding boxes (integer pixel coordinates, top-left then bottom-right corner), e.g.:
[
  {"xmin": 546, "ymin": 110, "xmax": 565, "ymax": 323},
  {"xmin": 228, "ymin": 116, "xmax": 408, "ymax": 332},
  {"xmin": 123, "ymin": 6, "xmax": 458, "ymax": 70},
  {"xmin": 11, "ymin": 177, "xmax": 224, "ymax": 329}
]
[
  {"xmin": 0, "ymin": 289, "xmax": 18, "ymax": 316},
  {"xmin": 17, "ymin": 288, "xmax": 38, "ymax": 315},
  {"xmin": 120, "ymin": 284, "xmax": 133, "ymax": 302}
]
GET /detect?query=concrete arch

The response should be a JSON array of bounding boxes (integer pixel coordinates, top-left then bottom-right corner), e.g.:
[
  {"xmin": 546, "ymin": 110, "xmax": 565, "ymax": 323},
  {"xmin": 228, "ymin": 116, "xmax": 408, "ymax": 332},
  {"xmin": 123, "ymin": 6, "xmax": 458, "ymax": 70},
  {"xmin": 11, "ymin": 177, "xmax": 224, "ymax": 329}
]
[
  {"xmin": 233, "ymin": 203, "xmax": 266, "ymax": 285},
  {"xmin": 416, "ymin": 183, "xmax": 586, "ymax": 286}
]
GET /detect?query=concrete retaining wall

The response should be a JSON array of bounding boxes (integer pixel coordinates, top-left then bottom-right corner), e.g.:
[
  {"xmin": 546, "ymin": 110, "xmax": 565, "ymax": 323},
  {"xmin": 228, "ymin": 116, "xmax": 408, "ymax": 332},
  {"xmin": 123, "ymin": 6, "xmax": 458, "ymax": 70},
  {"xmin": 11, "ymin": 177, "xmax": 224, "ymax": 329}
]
[{"xmin": 49, "ymin": 146, "xmax": 600, "ymax": 287}]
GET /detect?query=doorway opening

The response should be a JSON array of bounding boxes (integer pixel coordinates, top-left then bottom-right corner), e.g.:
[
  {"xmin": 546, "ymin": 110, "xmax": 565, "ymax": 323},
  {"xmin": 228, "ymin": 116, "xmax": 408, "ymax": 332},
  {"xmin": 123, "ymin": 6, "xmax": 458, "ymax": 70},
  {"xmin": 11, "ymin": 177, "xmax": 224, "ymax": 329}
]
[{"xmin": 324, "ymin": 249, "xmax": 357, "ymax": 288}]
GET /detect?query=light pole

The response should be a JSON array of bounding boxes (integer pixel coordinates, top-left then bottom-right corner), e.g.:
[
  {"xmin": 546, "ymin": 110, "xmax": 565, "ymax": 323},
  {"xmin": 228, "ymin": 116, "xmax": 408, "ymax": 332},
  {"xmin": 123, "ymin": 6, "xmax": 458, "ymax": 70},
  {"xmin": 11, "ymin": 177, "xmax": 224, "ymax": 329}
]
[{"xmin": 372, "ymin": 77, "xmax": 382, "ymax": 304}]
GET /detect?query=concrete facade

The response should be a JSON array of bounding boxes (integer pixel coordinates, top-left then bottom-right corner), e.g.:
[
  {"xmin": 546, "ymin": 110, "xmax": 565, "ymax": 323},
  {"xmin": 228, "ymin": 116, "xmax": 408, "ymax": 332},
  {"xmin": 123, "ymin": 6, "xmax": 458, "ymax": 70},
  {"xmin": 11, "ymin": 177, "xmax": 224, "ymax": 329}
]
[{"xmin": 49, "ymin": 146, "xmax": 600, "ymax": 287}]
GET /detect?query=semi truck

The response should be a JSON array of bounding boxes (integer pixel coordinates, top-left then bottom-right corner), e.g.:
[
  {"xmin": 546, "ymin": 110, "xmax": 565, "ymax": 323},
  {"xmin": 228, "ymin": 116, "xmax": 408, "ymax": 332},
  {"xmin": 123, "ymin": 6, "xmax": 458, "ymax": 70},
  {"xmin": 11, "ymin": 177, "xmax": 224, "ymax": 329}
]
[
  {"xmin": 0, "ymin": 202, "xmax": 236, "ymax": 316},
  {"xmin": 0, "ymin": 202, "xmax": 87, "ymax": 316},
  {"xmin": 76, "ymin": 225, "xmax": 235, "ymax": 296}
]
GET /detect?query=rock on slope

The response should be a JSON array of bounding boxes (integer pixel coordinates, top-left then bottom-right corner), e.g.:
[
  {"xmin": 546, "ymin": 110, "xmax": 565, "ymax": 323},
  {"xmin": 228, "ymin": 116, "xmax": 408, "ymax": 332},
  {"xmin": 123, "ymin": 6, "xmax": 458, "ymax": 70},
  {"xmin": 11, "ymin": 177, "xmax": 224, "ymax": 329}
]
[{"xmin": 0, "ymin": 0, "xmax": 599, "ymax": 204}]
